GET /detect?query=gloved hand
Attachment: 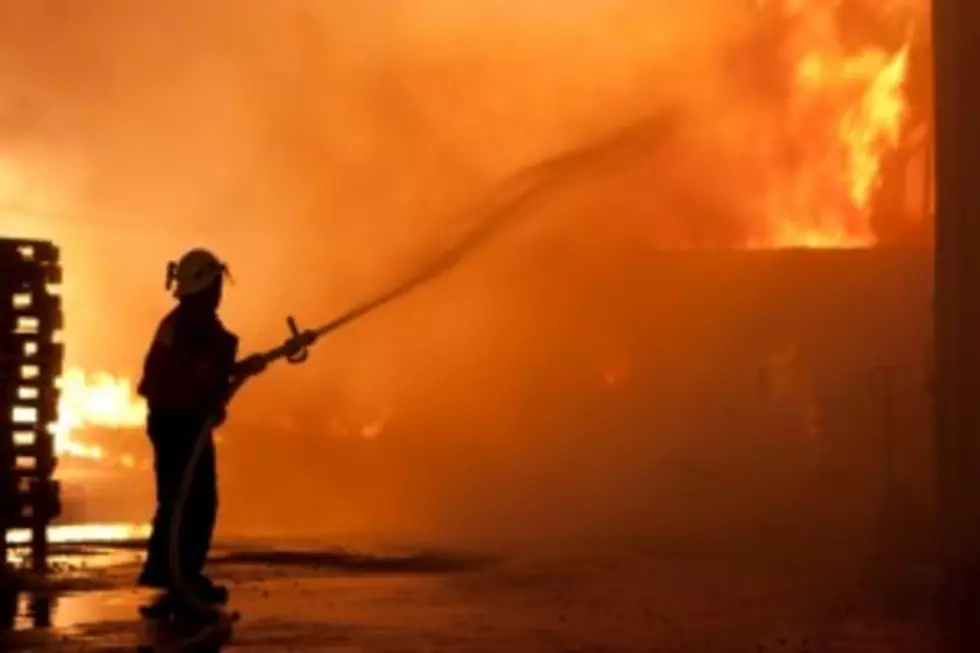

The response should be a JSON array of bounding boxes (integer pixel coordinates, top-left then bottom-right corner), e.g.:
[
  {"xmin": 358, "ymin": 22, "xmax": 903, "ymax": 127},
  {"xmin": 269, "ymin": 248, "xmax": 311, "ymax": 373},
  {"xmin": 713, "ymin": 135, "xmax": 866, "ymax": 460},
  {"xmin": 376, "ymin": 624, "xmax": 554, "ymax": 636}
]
[
  {"xmin": 283, "ymin": 331, "xmax": 316, "ymax": 361},
  {"xmin": 234, "ymin": 353, "xmax": 268, "ymax": 378}
]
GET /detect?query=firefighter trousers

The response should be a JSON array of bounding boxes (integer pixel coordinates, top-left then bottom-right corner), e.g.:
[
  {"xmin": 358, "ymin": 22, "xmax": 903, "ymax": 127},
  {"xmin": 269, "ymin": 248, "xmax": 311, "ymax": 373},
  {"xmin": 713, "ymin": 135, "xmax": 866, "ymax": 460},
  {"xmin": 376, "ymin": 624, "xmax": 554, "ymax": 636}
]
[{"xmin": 139, "ymin": 410, "xmax": 218, "ymax": 589}]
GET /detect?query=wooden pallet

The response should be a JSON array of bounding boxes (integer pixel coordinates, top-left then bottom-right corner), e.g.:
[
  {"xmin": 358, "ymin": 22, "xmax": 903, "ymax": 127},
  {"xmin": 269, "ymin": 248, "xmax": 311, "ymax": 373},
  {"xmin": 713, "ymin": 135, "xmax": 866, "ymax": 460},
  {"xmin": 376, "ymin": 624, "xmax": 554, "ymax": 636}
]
[{"xmin": 0, "ymin": 238, "xmax": 63, "ymax": 572}]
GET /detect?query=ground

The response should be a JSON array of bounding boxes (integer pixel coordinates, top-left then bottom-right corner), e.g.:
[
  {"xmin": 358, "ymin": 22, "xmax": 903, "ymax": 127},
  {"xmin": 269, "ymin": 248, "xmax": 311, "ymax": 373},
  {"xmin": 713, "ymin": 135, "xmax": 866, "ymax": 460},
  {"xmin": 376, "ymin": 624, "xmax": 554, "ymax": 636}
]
[
  {"xmin": 1, "ymin": 540, "xmax": 937, "ymax": 652},
  {"xmin": 0, "ymin": 536, "xmax": 932, "ymax": 653}
]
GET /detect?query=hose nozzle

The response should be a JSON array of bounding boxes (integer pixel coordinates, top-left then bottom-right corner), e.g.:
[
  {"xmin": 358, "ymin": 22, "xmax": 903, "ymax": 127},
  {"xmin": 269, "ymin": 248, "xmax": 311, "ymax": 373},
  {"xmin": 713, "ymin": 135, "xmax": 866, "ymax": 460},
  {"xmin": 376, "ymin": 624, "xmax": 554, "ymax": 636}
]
[{"xmin": 284, "ymin": 316, "xmax": 316, "ymax": 364}]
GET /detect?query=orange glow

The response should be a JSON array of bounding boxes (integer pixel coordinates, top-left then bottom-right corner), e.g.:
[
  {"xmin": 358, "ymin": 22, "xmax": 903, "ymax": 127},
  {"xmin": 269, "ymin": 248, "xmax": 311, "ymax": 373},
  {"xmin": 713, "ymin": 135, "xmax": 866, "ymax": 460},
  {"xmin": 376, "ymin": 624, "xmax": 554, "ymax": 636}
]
[
  {"xmin": 5, "ymin": 522, "xmax": 150, "ymax": 546},
  {"xmin": 6, "ymin": 522, "xmax": 151, "ymax": 566},
  {"xmin": 51, "ymin": 368, "xmax": 146, "ymax": 461},
  {"xmin": 761, "ymin": 344, "xmax": 821, "ymax": 440},
  {"xmin": 749, "ymin": 0, "xmax": 912, "ymax": 249},
  {"xmin": 603, "ymin": 361, "xmax": 629, "ymax": 388},
  {"xmin": 0, "ymin": 3, "xmax": 923, "ymax": 482},
  {"xmin": 360, "ymin": 418, "xmax": 388, "ymax": 440}
]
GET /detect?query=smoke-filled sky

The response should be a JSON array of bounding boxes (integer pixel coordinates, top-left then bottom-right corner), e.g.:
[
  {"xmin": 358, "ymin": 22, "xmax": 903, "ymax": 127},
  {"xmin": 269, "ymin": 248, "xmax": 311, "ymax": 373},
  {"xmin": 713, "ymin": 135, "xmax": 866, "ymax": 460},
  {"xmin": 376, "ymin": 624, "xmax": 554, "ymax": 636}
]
[
  {"xmin": 2, "ymin": 1, "xmax": 932, "ymax": 549},
  {"xmin": 0, "ymin": 0, "xmax": 927, "ymax": 360},
  {"xmin": 0, "ymin": 0, "xmax": 760, "ymax": 364}
]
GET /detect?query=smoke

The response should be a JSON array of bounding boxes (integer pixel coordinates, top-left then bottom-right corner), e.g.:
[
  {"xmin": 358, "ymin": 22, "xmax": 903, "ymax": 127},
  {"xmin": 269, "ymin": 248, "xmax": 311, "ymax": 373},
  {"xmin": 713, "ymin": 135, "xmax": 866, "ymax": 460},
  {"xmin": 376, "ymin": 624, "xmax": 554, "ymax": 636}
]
[
  {"xmin": 0, "ymin": 0, "xmax": 738, "ymax": 366},
  {"xmin": 0, "ymin": 1, "xmax": 929, "ymax": 555}
]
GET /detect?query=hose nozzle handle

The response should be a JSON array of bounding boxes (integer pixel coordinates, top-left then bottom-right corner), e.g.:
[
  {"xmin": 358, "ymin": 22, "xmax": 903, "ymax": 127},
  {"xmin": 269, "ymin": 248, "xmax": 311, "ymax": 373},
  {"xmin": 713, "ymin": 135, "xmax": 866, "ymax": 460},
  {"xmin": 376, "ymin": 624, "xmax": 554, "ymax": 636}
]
[{"xmin": 285, "ymin": 316, "xmax": 312, "ymax": 364}]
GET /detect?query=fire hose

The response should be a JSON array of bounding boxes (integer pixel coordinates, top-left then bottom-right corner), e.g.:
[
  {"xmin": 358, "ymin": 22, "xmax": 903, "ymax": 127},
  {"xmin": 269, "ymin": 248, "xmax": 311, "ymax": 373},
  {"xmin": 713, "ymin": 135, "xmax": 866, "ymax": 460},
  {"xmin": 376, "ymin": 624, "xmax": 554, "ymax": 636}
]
[
  {"xmin": 164, "ymin": 218, "xmax": 523, "ymax": 615},
  {"xmin": 166, "ymin": 110, "xmax": 676, "ymax": 615},
  {"xmin": 164, "ymin": 197, "xmax": 530, "ymax": 614}
]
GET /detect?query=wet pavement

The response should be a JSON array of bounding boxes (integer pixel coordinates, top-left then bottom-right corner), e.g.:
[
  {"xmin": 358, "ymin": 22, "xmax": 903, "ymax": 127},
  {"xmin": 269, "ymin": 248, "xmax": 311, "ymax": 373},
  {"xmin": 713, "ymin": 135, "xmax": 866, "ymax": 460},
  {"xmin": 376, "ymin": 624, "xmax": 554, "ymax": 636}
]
[{"xmin": 1, "ymin": 542, "xmax": 938, "ymax": 652}]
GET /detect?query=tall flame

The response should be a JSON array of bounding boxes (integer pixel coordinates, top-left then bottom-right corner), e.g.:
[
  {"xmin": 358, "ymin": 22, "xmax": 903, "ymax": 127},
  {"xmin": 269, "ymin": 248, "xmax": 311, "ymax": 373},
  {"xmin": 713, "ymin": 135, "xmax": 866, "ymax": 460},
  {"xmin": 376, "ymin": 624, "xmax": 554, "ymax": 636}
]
[{"xmin": 749, "ymin": 0, "xmax": 913, "ymax": 248}]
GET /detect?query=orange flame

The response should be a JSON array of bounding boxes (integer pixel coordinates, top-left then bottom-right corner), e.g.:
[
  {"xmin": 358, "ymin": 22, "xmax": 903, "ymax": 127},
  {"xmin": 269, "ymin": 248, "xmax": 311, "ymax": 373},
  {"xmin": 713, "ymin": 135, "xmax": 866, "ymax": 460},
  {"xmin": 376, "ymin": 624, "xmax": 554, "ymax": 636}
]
[
  {"xmin": 6, "ymin": 522, "xmax": 150, "ymax": 546},
  {"xmin": 5, "ymin": 522, "xmax": 152, "ymax": 565},
  {"xmin": 749, "ymin": 1, "xmax": 912, "ymax": 248},
  {"xmin": 51, "ymin": 368, "xmax": 147, "ymax": 461}
]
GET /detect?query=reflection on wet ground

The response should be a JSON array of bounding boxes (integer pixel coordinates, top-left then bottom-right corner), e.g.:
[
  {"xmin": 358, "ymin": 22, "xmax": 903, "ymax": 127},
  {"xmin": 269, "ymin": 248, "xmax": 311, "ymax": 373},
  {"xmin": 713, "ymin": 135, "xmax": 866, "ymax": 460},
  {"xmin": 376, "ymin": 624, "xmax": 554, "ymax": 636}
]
[
  {"xmin": 0, "ymin": 590, "xmax": 52, "ymax": 630},
  {"xmin": 1, "ymin": 536, "xmax": 499, "ymax": 651},
  {"xmin": 0, "ymin": 537, "xmax": 939, "ymax": 652}
]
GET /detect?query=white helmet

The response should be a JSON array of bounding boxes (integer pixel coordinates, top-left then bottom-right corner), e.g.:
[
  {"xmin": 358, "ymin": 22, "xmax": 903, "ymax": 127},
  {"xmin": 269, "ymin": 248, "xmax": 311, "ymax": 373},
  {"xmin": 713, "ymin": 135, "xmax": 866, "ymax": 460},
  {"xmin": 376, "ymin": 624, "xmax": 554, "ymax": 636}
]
[{"xmin": 166, "ymin": 248, "xmax": 230, "ymax": 298}]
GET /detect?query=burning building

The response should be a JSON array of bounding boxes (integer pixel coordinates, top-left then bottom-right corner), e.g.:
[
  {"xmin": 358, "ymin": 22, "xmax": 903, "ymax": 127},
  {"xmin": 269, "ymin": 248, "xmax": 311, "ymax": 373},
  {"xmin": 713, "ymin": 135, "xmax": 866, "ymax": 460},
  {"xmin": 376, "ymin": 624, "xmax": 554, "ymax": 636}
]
[{"xmin": 0, "ymin": 0, "xmax": 937, "ymax": 547}]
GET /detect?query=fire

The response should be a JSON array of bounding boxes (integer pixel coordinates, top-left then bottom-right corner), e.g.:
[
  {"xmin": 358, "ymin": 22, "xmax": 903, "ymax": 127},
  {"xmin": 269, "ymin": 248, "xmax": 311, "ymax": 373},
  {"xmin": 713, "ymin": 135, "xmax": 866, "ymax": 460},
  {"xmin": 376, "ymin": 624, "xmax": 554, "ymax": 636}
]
[
  {"xmin": 5, "ymin": 522, "xmax": 151, "ymax": 564},
  {"xmin": 5, "ymin": 522, "xmax": 150, "ymax": 546},
  {"xmin": 748, "ymin": 0, "xmax": 913, "ymax": 248},
  {"xmin": 52, "ymin": 368, "xmax": 146, "ymax": 461}
]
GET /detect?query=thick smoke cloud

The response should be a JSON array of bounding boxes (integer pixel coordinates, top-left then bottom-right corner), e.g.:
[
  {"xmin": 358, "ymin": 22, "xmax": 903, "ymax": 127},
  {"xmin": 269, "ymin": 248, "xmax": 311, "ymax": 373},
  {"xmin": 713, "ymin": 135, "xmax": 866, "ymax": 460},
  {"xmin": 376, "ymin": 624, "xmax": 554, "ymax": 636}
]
[
  {"xmin": 0, "ymin": 1, "xmax": 930, "ymax": 553},
  {"xmin": 0, "ymin": 0, "xmax": 753, "ymax": 394}
]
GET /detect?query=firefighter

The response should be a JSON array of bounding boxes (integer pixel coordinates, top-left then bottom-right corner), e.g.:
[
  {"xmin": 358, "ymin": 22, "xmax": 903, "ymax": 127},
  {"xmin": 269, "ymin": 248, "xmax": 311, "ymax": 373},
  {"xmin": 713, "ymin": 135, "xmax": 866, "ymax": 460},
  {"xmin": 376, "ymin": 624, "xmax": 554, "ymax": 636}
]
[{"xmin": 136, "ymin": 248, "xmax": 265, "ymax": 611}]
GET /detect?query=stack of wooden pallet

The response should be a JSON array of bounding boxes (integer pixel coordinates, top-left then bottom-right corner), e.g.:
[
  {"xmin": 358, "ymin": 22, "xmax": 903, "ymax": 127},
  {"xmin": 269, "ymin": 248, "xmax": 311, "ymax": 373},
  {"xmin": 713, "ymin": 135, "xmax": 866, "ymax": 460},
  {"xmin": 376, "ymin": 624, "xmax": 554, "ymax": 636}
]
[{"xmin": 0, "ymin": 238, "xmax": 62, "ymax": 573}]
